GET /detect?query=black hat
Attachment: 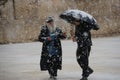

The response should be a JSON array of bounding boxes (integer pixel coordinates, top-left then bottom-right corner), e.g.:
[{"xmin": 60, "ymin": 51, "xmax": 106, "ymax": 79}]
[{"xmin": 46, "ymin": 16, "xmax": 54, "ymax": 23}]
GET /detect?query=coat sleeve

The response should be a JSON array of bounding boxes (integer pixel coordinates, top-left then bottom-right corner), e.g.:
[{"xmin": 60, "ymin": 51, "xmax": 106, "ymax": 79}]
[
  {"xmin": 38, "ymin": 26, "xmax": 49, "ymax": 42},
  {"xmin": 56, "ymin": 27, "xmax": 66, "ymax": 39}
]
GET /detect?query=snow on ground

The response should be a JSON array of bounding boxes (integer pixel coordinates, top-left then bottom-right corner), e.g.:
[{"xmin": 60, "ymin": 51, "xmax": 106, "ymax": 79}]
[{"xmin": 0, "ymin": 36, "xmax": 120, "ymax": 80}]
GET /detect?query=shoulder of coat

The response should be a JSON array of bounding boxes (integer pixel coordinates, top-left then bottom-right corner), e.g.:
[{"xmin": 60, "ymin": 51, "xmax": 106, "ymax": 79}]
[
  {"xmin": 41, "ymin": 25, "xmax": 48, "ymax": 30},
  {"xmin": 55, "ymin": 27, "xmax": 61, "ymax": 30}
]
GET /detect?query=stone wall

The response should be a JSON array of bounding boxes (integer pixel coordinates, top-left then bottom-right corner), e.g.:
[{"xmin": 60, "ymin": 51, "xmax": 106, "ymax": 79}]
[{"xmin": 0, "ymin": 0, "xmax": 120, "ymax": 43}]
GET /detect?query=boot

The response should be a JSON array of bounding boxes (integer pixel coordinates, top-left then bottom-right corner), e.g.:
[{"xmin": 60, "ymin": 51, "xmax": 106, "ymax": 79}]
[
  {"xmin": 80, "ymin": 76, "xmax": 88, "ymax": 80},
  {"xmin": 49, "ymin": 76, "xmax": 57, "ymax": 80},
  {"xmin": 87, "ymin": 67, "xmax": 93, "ymax": 76},
  {"xmin": 52, "ymin": 76, "xmax": 57, "ymax": 80}
]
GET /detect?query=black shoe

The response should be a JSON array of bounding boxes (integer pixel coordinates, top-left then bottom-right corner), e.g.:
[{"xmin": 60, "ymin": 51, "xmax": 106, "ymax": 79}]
[
  {"xmin": 88, "ymin": 68, "xmax": 93, "ymax": 76},
  {"xmin": 49, "ymin": 76, "xmax": 52, "ymax": 79},
  {"xmin": 53, "ymin": 76, "xmax": 57, "ymax": 80},
  {"xmin": 49, "ymin": 76, "xmax": 57, "ymax": 80},
  {"xmin": 80, "ymin": 77, "xmax": 88, "ymax": 80}
]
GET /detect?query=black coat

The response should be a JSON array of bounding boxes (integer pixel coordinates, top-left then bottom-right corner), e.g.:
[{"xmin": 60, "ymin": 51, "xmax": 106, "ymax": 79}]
[
  {"xmin": 39, "ymin": 25, "xmax": 66, "ymax": 71},
  {"xmin": 75, "ymin": 22, "xmax": 93, "ymax": 48}
]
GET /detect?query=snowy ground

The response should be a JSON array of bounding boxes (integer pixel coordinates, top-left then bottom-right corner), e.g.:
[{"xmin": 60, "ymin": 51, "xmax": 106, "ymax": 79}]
[{"xmin": 0, "ymin": 36, "xmax": 120, "ymax": 80}]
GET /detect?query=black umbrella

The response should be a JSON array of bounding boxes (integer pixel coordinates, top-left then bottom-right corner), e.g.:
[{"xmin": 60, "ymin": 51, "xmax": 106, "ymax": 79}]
[{"xmin": 59, "ymin": 9, "xmax": 99, "ymax": 30}]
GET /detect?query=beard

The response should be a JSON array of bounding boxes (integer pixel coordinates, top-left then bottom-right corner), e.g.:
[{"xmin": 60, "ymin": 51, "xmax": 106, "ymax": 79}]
[{"xmin": 48, "ymin": 25, "xmax": 55, "ymax": 33}]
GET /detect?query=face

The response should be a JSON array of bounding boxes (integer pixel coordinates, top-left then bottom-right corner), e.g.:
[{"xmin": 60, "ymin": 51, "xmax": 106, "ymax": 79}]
[
  {"xmin": 47, "ymin": 21, "xmax": 54, "ymax": 27},
  {"xmin": 72, "ymin": 21, "xmax": 80, "ymax": 26}
]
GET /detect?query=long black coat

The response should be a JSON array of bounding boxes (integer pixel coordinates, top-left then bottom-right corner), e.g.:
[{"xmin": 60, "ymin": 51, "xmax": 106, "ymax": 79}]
[
  {"xmin": 39, "ymin": 25, "xmax": 66, "ymax": 71},
  {"xmin": 75, "ymin": 22, "xmax": 99, "ymax": 48}
]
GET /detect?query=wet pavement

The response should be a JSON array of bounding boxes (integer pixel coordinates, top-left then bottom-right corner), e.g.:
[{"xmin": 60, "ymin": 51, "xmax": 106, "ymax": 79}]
[{"xmin": 0, "ymin": 36, "xmax": 120, "ymax": 80}]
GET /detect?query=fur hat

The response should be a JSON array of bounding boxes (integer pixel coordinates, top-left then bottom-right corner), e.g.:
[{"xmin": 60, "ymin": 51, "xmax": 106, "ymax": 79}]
[{"xmin": 46, "ymin": 16, "xmax": 54, "ymax": 23}]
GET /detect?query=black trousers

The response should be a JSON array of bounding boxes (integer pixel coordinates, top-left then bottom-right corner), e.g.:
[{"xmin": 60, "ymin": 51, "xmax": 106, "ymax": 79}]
[{"xmin": 76, "ymin": 46, "xmax": 92, "ymax": 77}]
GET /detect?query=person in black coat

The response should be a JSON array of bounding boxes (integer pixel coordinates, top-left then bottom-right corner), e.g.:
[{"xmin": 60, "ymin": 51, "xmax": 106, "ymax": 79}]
[
  {"xmin": 38, "ymin": 17, "xmax": 66, "ymax": 80},
  {"xmin": 71, "ymin": 20, "xmax": 99, "ymax": 80}
]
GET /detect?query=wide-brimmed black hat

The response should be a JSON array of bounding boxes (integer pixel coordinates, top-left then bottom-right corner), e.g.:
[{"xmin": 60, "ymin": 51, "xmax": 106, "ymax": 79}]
[{"xmin": 46, "ymin": 16, "xmax": 54, "ymax": 23}]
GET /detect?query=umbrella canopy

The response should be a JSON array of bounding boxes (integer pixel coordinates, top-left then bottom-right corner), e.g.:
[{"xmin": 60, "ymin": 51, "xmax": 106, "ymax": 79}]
[{"xmin": 59, "ymin": 9, "xmax": 99, "ymax": 30}]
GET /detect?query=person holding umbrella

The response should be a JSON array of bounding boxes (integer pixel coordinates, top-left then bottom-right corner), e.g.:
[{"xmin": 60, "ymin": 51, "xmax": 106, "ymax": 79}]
[
  {"xmin": 71, "ymin": 20, "xmax": 95, "ymax": 80},
  {"xmin": 38, "ymin": 16, "xmax": 66, "ymax": 80},
  {"xmin": 60, "ymin": 10, "xmax": 99, "ymax": 80}
]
